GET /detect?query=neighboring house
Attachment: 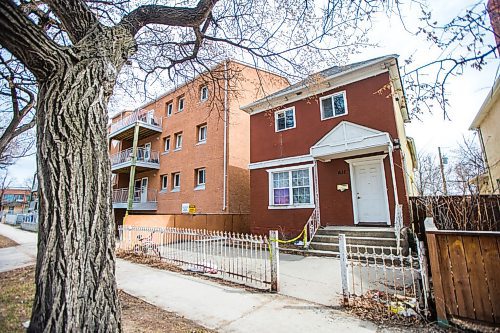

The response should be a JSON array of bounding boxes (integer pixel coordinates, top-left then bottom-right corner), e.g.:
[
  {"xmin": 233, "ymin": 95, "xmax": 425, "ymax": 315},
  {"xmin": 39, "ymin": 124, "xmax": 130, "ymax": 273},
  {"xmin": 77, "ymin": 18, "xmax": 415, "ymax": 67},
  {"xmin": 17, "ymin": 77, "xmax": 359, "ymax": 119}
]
[
  {"xmin": 0, "ymin": 187, "xmax": 31, "ymax": 221},
  {"xmin": 109, "ymin": 60, "xmax": 289, "ymax": 227},
  {"xmin": 241, "ymin": 55, "xmax": 417, "ymax": 236},
  {"xmin": 469, "ymin": 76, "xmax": 500, "ymax": 194}
]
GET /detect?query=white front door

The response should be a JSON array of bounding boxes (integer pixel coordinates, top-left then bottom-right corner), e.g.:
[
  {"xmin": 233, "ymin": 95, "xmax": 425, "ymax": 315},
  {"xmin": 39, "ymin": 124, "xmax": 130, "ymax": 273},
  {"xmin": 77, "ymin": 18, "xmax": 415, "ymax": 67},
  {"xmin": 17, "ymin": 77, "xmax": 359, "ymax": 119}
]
[
  {"xmin": 141, "ymin": 177, "xmax": 148, "ymax": 202},
  {"xmin": 353, "ymin": 161, "xmax": 389, "ymax": 224}
]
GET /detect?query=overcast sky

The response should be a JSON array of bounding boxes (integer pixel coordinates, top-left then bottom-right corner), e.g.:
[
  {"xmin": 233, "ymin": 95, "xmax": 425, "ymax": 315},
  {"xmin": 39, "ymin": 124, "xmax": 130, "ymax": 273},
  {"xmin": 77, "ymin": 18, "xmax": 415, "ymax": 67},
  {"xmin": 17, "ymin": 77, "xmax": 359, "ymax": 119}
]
[{"xmin": 5, "ymin": 0, "xmax": 498, "ymax": 186}]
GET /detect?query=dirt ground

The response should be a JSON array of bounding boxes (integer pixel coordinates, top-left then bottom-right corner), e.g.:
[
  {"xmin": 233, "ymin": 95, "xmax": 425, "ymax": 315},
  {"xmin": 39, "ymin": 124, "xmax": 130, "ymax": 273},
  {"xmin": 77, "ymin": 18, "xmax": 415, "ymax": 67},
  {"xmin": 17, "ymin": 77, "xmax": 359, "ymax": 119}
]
[
  {"xmin": 0, "ymin": 234, "xmax": 18, "ymax": 248},
  {"xmin": 0, "ymin": 266, "xmax": 213, "ymax": 333}
]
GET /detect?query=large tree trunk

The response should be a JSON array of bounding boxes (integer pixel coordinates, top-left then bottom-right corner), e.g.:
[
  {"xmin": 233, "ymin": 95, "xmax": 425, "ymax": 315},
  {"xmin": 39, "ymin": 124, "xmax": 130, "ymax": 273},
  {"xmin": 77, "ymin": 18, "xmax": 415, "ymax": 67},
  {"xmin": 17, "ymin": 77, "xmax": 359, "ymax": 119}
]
[{"xmin": 28, "ymin": 28, "xmax": 134, "ymax": 331}]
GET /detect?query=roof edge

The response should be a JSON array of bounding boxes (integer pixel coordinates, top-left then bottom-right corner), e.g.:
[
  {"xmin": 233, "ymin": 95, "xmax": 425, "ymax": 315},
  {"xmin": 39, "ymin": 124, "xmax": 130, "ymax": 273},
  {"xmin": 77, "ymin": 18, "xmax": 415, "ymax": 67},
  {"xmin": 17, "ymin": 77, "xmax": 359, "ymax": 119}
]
[
  {"xmin": 470, "ymin": 76, "xmax": 500, "ymax": 130},
  {"xmin": 240, "ymin": 54, "xmax": 399, "ymax": 114}
]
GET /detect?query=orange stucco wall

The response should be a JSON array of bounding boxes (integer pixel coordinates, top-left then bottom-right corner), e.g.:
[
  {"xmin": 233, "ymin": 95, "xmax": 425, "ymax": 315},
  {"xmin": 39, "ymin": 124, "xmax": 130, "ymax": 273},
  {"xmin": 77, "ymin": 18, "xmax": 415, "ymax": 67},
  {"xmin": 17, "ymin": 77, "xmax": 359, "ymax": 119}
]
[{"xmin": 123, "ymin": 213, "xmax": 250, "ymax": 233}]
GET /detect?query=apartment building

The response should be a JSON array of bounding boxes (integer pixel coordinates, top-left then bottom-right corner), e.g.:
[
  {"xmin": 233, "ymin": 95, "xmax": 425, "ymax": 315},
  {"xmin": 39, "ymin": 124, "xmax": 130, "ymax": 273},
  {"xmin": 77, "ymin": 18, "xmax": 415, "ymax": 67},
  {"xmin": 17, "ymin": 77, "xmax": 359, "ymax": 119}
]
[
  {"xmin": 0, "ymin": 187, "xmax": 31, "ymax": 221},
  {"xmin": 109, "ymin": 61, "xmax": 289, "ymax": 228}
]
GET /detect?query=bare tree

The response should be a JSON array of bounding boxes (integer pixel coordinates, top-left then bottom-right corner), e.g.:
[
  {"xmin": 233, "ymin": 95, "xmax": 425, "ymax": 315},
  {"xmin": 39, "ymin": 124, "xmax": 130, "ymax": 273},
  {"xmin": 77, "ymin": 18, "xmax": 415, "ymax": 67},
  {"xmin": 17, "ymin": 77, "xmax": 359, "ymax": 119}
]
[
  {"xmin": 0, "ymin": 0, "xmax": 497, "ymax": 330},
  {"xmin": 0, "ymin": 51, "xmax": 36, "ymax": 168},
  {"xmin": 400, "ymin": 1, "xmax": 499, "ymax": 119},
  {"xmin": 0, "ymin": 0, "xmax": 389, "ymax": 330},
  {"xmin": 451, "ymin": 135, "xmax": 487, "ymax": 195},
  {"xmin": 414, "ymin": 152, "xmax": 446, "ymax": 196}
]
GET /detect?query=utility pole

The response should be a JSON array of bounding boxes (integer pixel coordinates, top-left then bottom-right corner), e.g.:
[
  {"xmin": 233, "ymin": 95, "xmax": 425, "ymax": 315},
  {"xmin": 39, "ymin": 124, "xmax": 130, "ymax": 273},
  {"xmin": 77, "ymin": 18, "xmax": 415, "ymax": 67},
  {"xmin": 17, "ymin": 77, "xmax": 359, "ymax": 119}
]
[{"xmin": 438, "ymin": 147, "xmax": 448, "ymax": 195}]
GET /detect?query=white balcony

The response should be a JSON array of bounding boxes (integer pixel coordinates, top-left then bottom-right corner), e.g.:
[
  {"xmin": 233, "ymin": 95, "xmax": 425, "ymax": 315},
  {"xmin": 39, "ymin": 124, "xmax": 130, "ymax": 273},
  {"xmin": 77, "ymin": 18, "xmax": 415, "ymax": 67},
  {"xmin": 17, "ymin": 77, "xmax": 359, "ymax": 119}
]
[
  {"xmin": 112, "ymin": 188, "xmax": 157, "ymax": 210},
  {"xmin": 109, "ymin": 110, "xmax": 162, "ymax": 140},
  {"xmin": 110, "ymin": 147, "xmax": 160, "ymax": 173}
]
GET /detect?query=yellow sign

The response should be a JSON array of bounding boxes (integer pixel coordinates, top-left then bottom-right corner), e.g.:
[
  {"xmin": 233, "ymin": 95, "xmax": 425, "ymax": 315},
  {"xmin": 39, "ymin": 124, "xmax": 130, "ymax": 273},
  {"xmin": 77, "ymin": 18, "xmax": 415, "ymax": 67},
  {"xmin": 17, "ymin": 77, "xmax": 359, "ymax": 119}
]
[{"xmin": 188, "ymin": 205, "xmax": 196, "ymax": 214}]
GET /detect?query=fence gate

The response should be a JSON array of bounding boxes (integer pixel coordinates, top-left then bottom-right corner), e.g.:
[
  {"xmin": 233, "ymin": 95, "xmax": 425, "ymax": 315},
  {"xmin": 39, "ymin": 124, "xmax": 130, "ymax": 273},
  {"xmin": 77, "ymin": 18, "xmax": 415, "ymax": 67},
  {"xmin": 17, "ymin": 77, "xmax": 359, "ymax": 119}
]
[{"xmin": 339, "ymin": 233, "xmax": 429, "ymax": 318}]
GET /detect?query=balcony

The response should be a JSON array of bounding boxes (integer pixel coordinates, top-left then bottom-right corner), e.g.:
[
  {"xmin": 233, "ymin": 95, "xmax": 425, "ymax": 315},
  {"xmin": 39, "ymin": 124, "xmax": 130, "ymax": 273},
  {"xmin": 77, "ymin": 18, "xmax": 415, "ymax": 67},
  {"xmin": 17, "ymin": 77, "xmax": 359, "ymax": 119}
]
[
  {"xmin": 110, "ymin": 147, "xmax": 160, "ymax": 173},
  {"xmin": 109, "ymin": 110, "xmax": 162, "ymax": 140},
  {"xmin": 112, "ymin": 188, "xmax": 157, "ymax": 210}
]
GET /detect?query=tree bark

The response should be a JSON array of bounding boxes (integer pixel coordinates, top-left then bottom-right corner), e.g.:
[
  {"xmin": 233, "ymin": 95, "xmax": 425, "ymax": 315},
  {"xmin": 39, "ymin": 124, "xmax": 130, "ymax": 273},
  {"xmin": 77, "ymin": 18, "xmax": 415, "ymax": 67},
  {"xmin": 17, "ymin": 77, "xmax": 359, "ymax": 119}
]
[{"xmin": 28, "ymin": 26, "xmax": 135, "ymax": 332}]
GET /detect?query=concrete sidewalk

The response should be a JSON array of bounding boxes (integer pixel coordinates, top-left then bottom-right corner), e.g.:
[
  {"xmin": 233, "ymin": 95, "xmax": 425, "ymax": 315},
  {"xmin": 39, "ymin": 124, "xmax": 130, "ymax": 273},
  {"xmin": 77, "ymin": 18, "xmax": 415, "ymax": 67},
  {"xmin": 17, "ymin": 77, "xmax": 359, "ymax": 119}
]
[
  {"xmin": 0, "ymin": 223, "xmax": 37, "ymax": 272},
  {"xmin": 0, "ymin": 224, "xmax": 380, "ymax": 332}
]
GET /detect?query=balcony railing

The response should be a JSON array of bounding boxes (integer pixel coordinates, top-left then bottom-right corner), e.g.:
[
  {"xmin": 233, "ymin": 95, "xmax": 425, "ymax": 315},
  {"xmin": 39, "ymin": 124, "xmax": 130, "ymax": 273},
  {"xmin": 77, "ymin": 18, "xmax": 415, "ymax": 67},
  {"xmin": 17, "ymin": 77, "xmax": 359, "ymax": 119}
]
[
  {"xmin": 112, "ymin": 188, "xmax": 157, "ymax": 210},
  {"xmin": 109, "ymin": 110, "xmax": 162, "ymax": 136},
  {"xmin": 110, "ymin": 147, "xmax": 160, "ymax": 169}
]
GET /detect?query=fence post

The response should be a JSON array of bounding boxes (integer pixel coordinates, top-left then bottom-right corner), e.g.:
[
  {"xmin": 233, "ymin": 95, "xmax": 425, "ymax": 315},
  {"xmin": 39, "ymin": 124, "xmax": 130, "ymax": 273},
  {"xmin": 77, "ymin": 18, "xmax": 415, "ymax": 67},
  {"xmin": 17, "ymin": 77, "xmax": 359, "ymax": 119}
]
[
  {"xmin": 339, "ymin": 233, "xmax": 349, "ymax": 306},
  {"xmin": 269, "ymin": 230, "xmax": 279, "ymax": 293}
]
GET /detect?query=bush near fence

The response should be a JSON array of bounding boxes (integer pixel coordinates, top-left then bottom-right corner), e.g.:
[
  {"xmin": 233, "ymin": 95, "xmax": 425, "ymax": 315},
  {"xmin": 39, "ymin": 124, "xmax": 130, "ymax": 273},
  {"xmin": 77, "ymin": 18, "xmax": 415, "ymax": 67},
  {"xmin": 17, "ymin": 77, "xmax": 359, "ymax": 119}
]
[
  {"xmin": 410, "ymin": 195, "xmax": 500, "ymax": 234},
  {"xmin": 425, "ymin": 217, "xmax": 500, "ymax": 326}
]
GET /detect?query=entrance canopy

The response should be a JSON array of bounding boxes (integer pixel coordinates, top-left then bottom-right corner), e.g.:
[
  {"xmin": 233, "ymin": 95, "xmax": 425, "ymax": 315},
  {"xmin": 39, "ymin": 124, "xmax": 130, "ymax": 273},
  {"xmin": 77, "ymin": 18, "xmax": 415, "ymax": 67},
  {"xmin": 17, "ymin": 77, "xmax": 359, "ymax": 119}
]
[{"xmin": 310, "ymin": 121, "xmax": 392, "ymax": 161}]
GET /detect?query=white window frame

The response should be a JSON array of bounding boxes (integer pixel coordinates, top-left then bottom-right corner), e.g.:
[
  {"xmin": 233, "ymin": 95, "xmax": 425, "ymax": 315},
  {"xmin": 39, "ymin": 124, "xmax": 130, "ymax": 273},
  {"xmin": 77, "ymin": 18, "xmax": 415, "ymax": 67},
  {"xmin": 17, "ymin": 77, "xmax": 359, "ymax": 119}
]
[
  {"xmin": 200, "ymin": 86, "xmax": 208, "ymax": 101},
  {"xmin": 195, "ymin": 168, "xmax": 206, "ymax": 190},
  {"xmin": 267, "ymin": 164, "xmax": 315, "ymax": 209},
  {"xmin": 178, "ymin": 97, "xmax": 185, "ymax": 112},
  {"xmin": 161, "ymin": 175, "xmax": 168, "ymax": 191},
  {"xmin": 274, "ymin": 107, "xmax": 296, "ymax": 132},
  {"xmin": 198, "ymin": 124, "xmax": 207, "ymax": 143},
  {"xmin": 166, "ymin": 102, "xmax": 173, "ymax": 116},
  {"xmin": 319, "ymin": 91, "xmax": 348, "ymax": 120},
  {"xmin": 164, "ymin": 136, "xmax": 170, "ymax": 153},
  {"xmin": 172, "ymin": 172, "xmax": 181, "ymax": 191},
  {"xmin": 174, "ymin": 133, "xmax": 182, "ymax": 150}
]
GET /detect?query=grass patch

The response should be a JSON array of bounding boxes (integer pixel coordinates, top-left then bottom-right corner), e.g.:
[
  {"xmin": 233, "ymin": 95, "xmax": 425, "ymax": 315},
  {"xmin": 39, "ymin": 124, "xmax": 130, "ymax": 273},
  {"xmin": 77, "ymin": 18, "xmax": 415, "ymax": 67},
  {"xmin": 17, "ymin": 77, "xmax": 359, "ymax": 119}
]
[
  {"xmin": 0, "ymin": 234, "xmax": 18, "ymax": 249},
  {"xmin": 0, "ymin": 266, "xmax": 212, "ymax": 332}
]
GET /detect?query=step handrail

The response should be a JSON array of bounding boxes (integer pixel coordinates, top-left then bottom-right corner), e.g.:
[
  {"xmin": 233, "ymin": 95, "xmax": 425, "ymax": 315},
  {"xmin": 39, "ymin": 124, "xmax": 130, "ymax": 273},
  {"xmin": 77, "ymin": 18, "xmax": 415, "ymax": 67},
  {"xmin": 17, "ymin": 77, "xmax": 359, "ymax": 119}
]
[{"xmin": 304, "ymin": 208, "xmax": 320, "ymax": 248}]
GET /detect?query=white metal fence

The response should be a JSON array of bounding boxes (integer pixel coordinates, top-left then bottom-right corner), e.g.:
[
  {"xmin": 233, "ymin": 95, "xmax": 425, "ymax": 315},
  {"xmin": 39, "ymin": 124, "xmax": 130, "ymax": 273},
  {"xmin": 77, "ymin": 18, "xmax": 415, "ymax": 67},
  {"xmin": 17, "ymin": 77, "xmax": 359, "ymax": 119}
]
[
  {"xmin": 339, "ymin": 234, "xmax": 429, "ymax": 317},
  {"xmin": 118, "ymin": 226, "xmax": 277, "ymax": 290}
]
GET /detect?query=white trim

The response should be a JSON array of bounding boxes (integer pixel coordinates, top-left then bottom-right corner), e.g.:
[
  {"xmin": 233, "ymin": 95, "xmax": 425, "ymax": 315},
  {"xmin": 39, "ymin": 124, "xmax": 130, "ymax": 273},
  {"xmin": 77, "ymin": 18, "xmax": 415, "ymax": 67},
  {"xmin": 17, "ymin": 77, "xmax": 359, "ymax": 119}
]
[
  {"xmin": 319, "ymin": 91, "xmax": 348, "ymax": 120},
  {"xmin": 345, "ymin": 154, "xmax": 387, "ymax": 165},
  {"xmin": 249, "ymin": 154, "xmax": 313, "ymax": 170},
  {"xmin": 274, "ymin": 107, "xmax": 296, "ymax": 132},
  {"xmin": 172, "ymin": 172, "xmax": 181, "ymax": 191},
  {"xmin": 164, "ymin": 136, "xmax": 170, "ymax": 152},
  {"xmin": 267, "ymin": 164, "xmax": 314, "ymax": 208},
  {"xmin": 265, "ymin": 163, "xmax": 314, "ymax": 173},
  {"xmin": 197, "ymin": 168, "xmax": 206, "ymax": 186},
  {"xmin": 178, "ymin": 96, "xmax": 185, "ymax": 112},
  {"xmin": 161, "ymin": 175, "xmax": 168, "ymax": 190},
  {"xmin": 200, "ymin": 85, "xmax": 209, "ymax": 102},
  {"xmin": 175, "ymin": 132, "xmax": 182, "ymax": 149},
  {"xmin": 198, "ymin": 124, "xmax": 207, "ymax": 142},
  {"xmin": 346, "ymin": 155, "xmax": 391, "ymax": 225},
  {"xmin": 166, "ymin": 102, "xmax": 173, "ymax": 116},
  {"xmin": 268, "ymin": 204, "xmax": 315, "ymax": 210}
]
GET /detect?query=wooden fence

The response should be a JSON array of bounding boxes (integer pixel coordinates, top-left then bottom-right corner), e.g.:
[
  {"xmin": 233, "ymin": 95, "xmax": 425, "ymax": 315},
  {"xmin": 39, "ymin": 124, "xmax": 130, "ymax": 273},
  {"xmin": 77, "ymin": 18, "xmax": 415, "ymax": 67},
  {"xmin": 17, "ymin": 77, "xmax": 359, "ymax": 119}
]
[{"xmin": 425, "ymin": 217, "xmax": 500, "ymax": 325}]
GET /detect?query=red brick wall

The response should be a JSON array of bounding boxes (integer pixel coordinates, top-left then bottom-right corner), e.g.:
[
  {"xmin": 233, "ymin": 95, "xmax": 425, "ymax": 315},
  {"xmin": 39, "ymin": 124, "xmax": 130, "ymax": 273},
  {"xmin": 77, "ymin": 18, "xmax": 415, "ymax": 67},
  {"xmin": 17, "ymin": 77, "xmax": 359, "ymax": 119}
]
[
  {"xmin": 489, "ymin": 0, "xmax": 500, "ymax": 55},
  {"xmin": 250, "ymin": 73, "xmax": 398, "ymax": 163}
]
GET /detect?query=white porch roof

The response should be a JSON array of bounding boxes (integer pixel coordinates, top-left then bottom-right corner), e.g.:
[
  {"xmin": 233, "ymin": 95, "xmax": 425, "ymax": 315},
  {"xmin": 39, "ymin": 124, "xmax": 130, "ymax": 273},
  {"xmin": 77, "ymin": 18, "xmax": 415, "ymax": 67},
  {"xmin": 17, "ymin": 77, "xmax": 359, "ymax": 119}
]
[{"xmin": 310, "ymin": 121, "xmax": 392, "ymax": 161}]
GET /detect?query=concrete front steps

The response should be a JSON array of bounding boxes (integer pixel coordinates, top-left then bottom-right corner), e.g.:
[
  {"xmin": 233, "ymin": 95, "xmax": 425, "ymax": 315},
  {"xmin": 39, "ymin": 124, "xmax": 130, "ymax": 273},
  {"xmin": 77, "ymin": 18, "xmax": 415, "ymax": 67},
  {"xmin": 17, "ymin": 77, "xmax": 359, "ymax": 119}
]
[{"xmin": 281, "ymin": 226, "xmax": 398, "ymax": 257}]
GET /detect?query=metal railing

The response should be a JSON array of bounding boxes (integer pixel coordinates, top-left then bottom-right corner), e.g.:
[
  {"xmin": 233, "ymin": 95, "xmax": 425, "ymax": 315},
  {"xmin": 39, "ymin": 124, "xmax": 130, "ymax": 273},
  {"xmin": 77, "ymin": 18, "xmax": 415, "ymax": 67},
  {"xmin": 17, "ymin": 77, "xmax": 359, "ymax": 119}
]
[
  {"xmin": 305, "ymin": 208, "xmax": 320, "ymax": 248},
  {"xmin": 110, "ymin": 147, "xmax": 160, "ymax": 167},
  {"xmin": 112, "ymin": 188, "xmax": 157, "ymax": 203},
  {"xmin": 118, "ymin": 226, "xmax": 275, "ymax": 290},
  {"xmin": 339, "ymin": 234, "xmax": 429, "ymax": 318},
  {"xmin": 109, "ymin": 110, "xmax": 162, "ymax": 135}
]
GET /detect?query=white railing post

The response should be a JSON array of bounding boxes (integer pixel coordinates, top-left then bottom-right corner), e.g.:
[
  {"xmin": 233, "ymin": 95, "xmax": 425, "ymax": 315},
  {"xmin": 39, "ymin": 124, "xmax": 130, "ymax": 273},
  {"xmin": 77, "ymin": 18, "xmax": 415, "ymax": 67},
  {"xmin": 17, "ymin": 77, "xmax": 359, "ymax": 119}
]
[
  {"xmin": 339, "ymin": 233, "xmax": 350, "ymax": 305},
  {"xmin": 269, "ymin": 230, "xmax": 279, "ymax": 292}
]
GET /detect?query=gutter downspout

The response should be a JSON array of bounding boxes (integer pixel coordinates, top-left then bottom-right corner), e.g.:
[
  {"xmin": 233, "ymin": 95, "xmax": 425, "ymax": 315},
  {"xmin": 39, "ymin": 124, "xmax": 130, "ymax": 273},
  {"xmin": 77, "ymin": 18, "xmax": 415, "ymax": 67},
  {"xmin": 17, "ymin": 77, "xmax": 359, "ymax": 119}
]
[
  {"xmin": 478, "ymin": 128, "xmax": 495, "ymax": 193},
  {"xmin": 388, "ymin": 144, "xmax": 399, "ymax": 206},
  {"xmin": 223, "ymin": 61, "xmax": 228, "ymax": 211}
]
